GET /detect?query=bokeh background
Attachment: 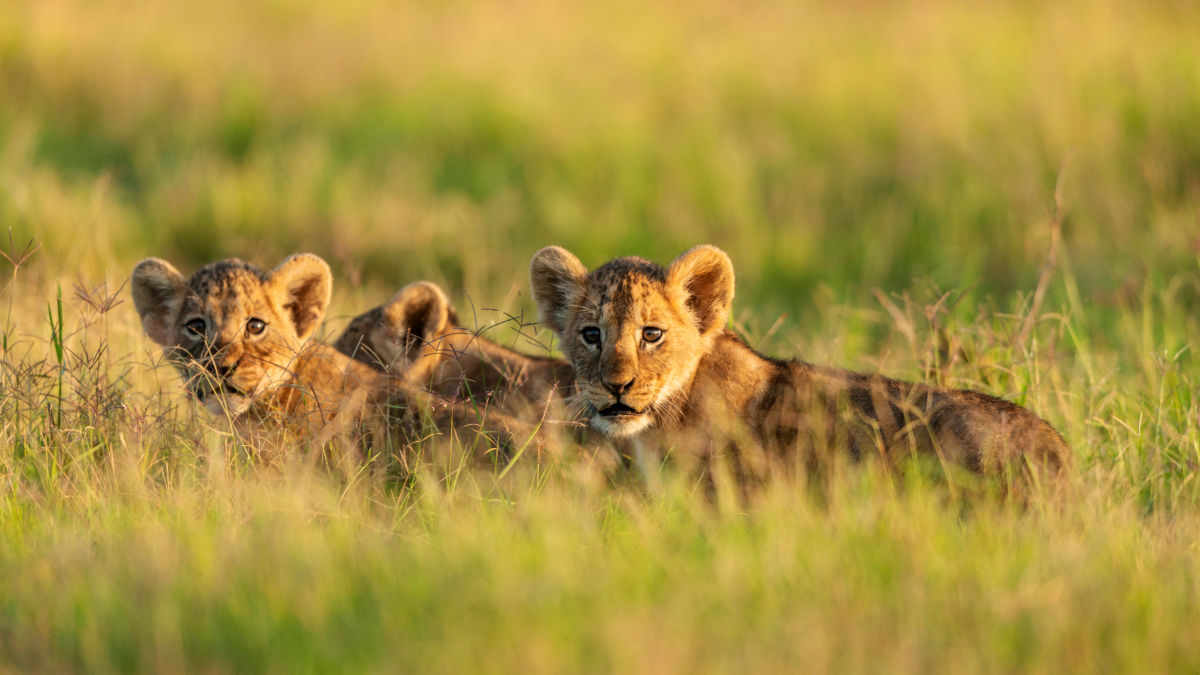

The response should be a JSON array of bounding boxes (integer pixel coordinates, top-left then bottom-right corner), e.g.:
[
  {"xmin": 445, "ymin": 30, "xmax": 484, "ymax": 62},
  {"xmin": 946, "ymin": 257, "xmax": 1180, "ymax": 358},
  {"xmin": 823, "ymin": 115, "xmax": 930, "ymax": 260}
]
[
  {"xmin": 3, "ymin": 1, "xmax": 1200, "ymax": 672},
  {"xmin": 4, "ymin": 0, "xmax": 1198, "ymax": 323}
]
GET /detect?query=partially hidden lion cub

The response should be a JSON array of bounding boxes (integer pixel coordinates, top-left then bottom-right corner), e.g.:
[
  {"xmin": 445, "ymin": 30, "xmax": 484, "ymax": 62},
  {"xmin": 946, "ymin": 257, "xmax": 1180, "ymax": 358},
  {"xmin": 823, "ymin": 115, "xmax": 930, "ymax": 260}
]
[
  {"xmin": 529, "ymin": 245, "xmax": 1070, "ymax": 485},
  {"xmin": 131, "ymin": 254, "xmax": 527, "ymax": 452},
  {"xmin": 332, "ymin": 281, "xmax": 576, "ymax": 420}
]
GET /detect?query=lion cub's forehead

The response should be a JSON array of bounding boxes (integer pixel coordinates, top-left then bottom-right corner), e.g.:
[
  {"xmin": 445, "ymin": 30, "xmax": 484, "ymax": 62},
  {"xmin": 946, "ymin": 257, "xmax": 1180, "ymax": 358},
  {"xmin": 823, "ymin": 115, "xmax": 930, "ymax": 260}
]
[
  {"xmin": 182, "ymin": 259, "xmax": 274, "ymax": 317},
  {"xmin": 580, "ymin": 257, "xmax": 672, "ymax": 322}
]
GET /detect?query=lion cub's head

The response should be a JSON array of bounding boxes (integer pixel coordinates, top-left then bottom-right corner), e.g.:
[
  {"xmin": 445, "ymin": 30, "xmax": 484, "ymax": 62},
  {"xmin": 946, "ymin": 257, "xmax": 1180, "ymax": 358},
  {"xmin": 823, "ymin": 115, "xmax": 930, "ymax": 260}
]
[
  {"xmin": 332, "ymin": 281, "xmax": 457, "ymax": 374},
  {"xmin": 131, "ymin": 254, "xmax": 332, "ymax": 417},
  {"xmin": 529, "ymin": 245, "xmax": 734, "ymax": 438}
]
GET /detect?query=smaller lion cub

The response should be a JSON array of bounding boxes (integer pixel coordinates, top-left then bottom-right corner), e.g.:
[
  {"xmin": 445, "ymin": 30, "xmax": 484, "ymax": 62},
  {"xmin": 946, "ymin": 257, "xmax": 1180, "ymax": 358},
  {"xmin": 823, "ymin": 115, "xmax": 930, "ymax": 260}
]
[
  {"xmin": 530, "ymin": 245, "xmax": 1070, "ymax": 485},
  {"xmin": 131, "ymin": 254, "xmax": 528, "ymax": 451},
  {"xmin": 332, "ymin": 281, "xmax": 575, "ymax": 418}
]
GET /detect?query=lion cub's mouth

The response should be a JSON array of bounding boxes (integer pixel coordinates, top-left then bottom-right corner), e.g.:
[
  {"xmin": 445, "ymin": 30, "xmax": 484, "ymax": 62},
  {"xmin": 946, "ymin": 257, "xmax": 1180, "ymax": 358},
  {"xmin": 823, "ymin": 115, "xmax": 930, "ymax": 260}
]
[
  {"xmin": 194, "ymin": 381, "xmax": 256, "ymax": 418},
  {"xmin": 599, "ymin": 402, "xmax": 644, "ymax": 418},
  {"xmin": 195, "ymin": 381, "xmax": 247, "ymax": 401}
]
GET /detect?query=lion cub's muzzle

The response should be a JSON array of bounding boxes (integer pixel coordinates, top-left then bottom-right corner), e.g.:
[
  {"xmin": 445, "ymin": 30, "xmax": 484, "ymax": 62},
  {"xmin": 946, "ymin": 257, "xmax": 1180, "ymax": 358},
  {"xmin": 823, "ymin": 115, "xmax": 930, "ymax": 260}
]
[
  {"xmin": 172, "ymin": 346, "xmax": 261, "ymax": 416},
  {"xmin": 598, "ymin": 402, "xmax": 644, "ymax": 419},
  {"xmin": 190, "ymin": 376, "xmax": 247, "ymax": 402},
  {"xmin": 589, "ymin": 390, "xmax": 654, "ymax": 438},
  {"xmin": 179, "ymin": 367, "xmax": 256, "ymax": 417}
]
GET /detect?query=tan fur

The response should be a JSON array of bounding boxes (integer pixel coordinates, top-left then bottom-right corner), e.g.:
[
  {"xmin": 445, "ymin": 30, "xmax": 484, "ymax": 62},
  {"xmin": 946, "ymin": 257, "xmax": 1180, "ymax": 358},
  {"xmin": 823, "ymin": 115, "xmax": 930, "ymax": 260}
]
[
  {"xmin": 131, "ymin": 255, "xmax": 530, "ymax": 452},
  {"xmin": 529, "ymin": 245, "xmax": 1071, "ymax": 485},
  {"xmin": 332, "ymin": 281, "xmax": 576, "ymax": 419}
]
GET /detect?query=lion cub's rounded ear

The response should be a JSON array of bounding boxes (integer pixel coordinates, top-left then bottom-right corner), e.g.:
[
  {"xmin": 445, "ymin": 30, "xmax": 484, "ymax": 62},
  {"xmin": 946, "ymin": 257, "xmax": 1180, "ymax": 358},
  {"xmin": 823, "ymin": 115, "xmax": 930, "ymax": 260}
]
[
  {"xmin": 268, "ymin": 253, "xmax": 332, "ymax": 342},
  {"xmin": 666, "ymin": 245, "xmax": 735, "ymax": 337},
  {"xmin": 381, "ymin": 281, "xmax": 455, "ymax": 347},
  {"xmin": 131, "ymin": 257, "xmax": 187, "ymax": 346},
  {"xmin": 529, "ymin": 246, "xmax": 588, "ymax": 335}
]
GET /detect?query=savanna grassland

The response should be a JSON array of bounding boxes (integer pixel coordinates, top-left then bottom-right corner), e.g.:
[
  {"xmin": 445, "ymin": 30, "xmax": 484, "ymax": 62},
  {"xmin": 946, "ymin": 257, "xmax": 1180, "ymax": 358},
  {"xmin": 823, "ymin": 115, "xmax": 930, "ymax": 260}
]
[{"xmin": 2, "ymin": 0, "xmax": 1200, "ymax": 671}]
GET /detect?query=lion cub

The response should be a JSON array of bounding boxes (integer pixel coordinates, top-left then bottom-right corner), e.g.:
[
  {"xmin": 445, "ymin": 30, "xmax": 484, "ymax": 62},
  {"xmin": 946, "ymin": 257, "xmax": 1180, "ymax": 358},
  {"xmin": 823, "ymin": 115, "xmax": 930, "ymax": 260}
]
[
  {"xmin": 131, "ymin": 254, "xmax": 526, "ymax": 451},
  {"xmin": 529, "ymin": 245, "xmax": 1070, "ymax": 484},
  {"xmin": 332, "ymin": 281, "xmax": 575, "ymax": 419}
]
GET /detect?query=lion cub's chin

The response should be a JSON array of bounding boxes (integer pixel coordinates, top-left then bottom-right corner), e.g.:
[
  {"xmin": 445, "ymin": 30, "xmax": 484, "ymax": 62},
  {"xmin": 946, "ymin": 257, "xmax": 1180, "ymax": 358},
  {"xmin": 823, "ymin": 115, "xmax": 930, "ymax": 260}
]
[
  {"xmin": 200, "ymin": 392, "xmax": 253, "ymax": 418},
  {"xmin": 591, "ymin": 411, "xmax": 654, "ymax": 438}
]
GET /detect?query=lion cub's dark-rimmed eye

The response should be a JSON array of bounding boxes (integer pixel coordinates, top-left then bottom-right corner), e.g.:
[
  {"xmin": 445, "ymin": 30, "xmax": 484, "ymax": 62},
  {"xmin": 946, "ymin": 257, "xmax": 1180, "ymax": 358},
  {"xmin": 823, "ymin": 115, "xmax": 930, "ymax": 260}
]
[
  {"xmin": 581, "ymin": 327, "xmax": 601, "ymax": 345},
  {"xmin": 246, "ymin": 318, "xmax": 266, "ymax": 335},
  {"xmin": 184, "ymin": 318, "xmax": 206, "ymax": 337},
  {"xmin": 642, "ymin": 326, "xmax": 663, "ymax": 343}
]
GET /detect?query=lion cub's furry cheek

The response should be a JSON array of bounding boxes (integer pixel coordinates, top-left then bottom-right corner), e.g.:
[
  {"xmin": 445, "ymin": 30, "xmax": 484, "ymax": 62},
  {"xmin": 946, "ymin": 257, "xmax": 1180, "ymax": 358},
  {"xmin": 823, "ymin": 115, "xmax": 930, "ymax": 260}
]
[{"xmin": 652, "ymin": 352, "xmax": 702, "ymax": 408}]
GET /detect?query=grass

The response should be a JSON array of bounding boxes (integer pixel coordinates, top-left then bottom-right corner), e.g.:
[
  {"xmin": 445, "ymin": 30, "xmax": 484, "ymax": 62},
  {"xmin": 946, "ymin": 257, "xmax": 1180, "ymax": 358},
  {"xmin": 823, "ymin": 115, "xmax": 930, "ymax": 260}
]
[{"xmin": 1, "ymin": 0, "xmax": 1200, "ymax": 671}]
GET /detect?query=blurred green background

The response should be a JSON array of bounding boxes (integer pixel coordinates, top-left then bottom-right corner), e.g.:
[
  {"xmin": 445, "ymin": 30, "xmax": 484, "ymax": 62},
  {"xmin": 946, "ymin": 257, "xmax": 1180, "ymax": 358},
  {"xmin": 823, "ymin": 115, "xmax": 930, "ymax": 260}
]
[
  {"xmin": 3, "ymin": 2, "xmax": 1200, "ymax": 672},
  {"xmin": 3, "ymin": 0, "xmax": 1197, "ymax": 323}
]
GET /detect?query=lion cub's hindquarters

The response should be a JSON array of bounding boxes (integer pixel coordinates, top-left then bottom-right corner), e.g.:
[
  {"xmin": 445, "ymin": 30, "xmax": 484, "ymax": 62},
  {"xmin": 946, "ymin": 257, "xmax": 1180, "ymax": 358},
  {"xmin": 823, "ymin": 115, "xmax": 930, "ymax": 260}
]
[{"xmin": 529, "ymin": 244, "xmax": 1070, "ymax": 483}]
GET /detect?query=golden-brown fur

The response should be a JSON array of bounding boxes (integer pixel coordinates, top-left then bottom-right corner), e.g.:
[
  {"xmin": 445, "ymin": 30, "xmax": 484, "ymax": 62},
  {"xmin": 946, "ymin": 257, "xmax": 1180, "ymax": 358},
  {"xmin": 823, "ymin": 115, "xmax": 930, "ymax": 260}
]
[
  {"xmin": 529, "ymin": 245, "xmax": 1070, "ymax": 484},
  {"xmin": 131, "ymin": 255, "xmax": 529, "ymax": 452},
  {"xmin": 332, "ymin": 281, "xmax": 576, "ymax": 419}
]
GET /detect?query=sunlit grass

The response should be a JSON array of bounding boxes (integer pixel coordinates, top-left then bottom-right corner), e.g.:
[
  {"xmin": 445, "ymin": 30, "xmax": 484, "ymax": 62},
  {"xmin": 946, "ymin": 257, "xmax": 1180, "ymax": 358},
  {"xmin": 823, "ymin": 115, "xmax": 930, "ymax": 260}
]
[{"xmin": 1, "ymin": 0, "xmax": 1199, "ymax": 671}]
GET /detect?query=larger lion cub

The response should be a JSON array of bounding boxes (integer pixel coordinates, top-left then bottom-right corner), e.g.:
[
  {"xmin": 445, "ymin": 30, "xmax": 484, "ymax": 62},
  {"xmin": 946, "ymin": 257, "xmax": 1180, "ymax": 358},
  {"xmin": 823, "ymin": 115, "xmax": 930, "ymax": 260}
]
[{"xmin": 530, "ymin": 245, "xmax": 1069, "ymax": 483}]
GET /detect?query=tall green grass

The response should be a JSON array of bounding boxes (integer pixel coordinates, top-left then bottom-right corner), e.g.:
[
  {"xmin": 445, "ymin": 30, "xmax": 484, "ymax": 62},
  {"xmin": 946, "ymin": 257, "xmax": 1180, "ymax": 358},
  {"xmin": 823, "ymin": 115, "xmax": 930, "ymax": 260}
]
[{"xmin": 1, "ymin": 0, "xmax": 1199, "ymax": 671}]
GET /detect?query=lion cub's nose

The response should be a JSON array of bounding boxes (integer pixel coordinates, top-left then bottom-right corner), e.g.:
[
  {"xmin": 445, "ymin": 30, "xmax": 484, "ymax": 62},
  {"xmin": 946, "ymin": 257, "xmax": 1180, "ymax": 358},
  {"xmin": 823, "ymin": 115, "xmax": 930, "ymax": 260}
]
[
  {"xmin": 213, "ymin": 352, "xmax": 240, "ymax": 379},
  {"xmin": 603, "ymin": 377, "xmax": 635, "ymax": 397}
]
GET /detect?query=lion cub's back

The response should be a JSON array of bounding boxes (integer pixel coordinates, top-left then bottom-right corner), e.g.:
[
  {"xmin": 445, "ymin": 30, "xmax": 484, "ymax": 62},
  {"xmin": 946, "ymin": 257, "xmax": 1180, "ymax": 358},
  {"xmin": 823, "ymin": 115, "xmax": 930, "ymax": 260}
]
[
  {"xmin": 763, "ymin": 361, "xmax": 1070, "ymax": 478},
  {"xmin": 938, "ymin": 387, "xmax": 1070, "ymax": 475}
]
